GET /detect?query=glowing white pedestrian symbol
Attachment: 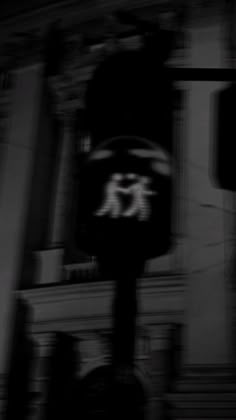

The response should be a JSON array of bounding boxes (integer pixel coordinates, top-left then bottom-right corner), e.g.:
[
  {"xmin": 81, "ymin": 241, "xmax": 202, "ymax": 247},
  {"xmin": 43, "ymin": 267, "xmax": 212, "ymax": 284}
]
[
  {"xmin": 123, "ymin": 174, "xmax": 156, "ymax": 221},
  {"xmin": 95, "ymin": 173, "xmax": 124, "ymax": 218},
  {"xmin": 95, "ymin": 173, "xmax": 157, "ymax": 221}
]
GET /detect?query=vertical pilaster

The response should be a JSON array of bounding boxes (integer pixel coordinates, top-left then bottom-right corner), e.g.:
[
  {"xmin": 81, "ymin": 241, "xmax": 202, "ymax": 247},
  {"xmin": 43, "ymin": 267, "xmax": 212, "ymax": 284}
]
[
  {"xmin": 0, "ymin": 63, "xmax": 43, "ymax": 375},
  {"xmin": 48, "ymin": 115, "xmax": 74, "ymax": 247},
  {"xmin": 35, "ymin": 111, "xmax": 75, "ymax": 285},
  {"xmin": 184, "ymin": 22, "xmax": 231, "ymax": 365},
  {"xmin": 33, "ymin": 333, "xmax": 53, "ymax": 420}
]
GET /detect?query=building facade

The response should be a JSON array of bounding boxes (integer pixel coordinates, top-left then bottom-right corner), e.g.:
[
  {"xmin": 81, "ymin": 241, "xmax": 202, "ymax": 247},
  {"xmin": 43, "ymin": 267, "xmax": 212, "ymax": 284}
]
[{"xmin": 0, "ymin": 0, "xmax": 236, "ymax": 419}]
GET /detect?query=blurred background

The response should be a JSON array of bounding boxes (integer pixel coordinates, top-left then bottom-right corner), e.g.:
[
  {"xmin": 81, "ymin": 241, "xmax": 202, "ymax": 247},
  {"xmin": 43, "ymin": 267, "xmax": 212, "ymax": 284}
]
[{"xmin": 0, "ymin": 0, "xmax": 236, "ymax": 419}]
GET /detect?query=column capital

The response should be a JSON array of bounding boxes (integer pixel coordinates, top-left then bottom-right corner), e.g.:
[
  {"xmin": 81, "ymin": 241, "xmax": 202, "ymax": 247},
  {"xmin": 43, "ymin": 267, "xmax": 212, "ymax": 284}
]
[
  {"xmin": 2, "ymin": 29, "xmax": 42, "ymax": 70},
  {"xmin": 49, "ymin": 75, "xmax": 87, "ymax": 123},
  {"xmin": 31, "ymin": 332, "xmax": 54, "ymax": 351}
]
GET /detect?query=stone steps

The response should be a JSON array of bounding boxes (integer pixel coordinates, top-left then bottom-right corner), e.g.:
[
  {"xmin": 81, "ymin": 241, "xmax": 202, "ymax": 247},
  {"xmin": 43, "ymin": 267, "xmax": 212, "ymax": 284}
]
[
  {"xmin": 174, "ymin": 382, "xmax": 236, "ymax": 392},
  {"xmin": 170, "ymin": 409, "xmax": 236, "ymax": 419},
  {"xmin": 166, "ymin": 374, "xmax": 236, "ymax": 419}
]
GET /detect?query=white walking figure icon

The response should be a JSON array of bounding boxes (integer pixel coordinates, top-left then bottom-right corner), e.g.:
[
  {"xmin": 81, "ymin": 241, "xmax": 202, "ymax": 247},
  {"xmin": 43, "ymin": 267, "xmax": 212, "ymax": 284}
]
[
  {"xmin": 94, "ymin": 173, "xmax": 125, "ymax": 218},
  {"xmin": 123, "ymin": 174, "xmax": 157, "ymax": 221},
  {"xmin": 95, "ymin": 172, "xmax": 157, "ymax": 221}
]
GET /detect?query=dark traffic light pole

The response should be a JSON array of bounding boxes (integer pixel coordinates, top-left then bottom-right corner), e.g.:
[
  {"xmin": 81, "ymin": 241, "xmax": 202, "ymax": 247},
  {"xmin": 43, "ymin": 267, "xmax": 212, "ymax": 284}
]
[
  {"xmin": 108, "ymin": 256, "xmax": 145, "ymax": 417},
  {"xmin": 112, "ymin": 273, "xmax": 137, "ymax": 370},
  {"xmin": 101, "ymin": 253, "xmax": 145, "ymax": 378}
]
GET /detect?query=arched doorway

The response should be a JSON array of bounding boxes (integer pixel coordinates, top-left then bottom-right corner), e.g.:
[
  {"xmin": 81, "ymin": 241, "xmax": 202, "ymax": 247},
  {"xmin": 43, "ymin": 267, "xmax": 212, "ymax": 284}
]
[{"xmin": 79, "ymin": 364, "xmax": 147, "ymax": 419}]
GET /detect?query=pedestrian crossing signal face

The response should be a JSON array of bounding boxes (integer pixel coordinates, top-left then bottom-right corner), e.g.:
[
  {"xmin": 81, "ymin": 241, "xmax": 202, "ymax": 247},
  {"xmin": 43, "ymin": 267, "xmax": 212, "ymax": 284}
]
[
  {"xmin": 94, "ymin": 173, "xmax": 157, "ymax": 221},
  {"xmin": 76, "ymin": 136, "xmax": 173, "ymax": 260}
]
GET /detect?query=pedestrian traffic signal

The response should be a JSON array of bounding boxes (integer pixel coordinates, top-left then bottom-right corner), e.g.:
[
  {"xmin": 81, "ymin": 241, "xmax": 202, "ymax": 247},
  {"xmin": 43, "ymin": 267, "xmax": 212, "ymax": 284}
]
[
  {"xmin": 76, "ymin": 136, "xmax": 173, "ymax": 269},
  {"xmin": 75, "ymin": 31, "xmax": 175, "ymax": 271}
]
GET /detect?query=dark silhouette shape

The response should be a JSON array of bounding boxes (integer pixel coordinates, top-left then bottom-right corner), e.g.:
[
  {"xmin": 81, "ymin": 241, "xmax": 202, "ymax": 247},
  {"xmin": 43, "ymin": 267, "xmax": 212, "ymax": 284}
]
[
  {"xmin": 43, "ymin": 332, "xmax": 79, "ymax": 420},
  {"xmin": 4, "ymin": 298, "xmax": 36, "ymax": 420},
  {"xmin": 80, "ymin": 365, "xmax": 146, "ymax": 420},
  {"xmin": 43, "ymin": 20, "xmax": 65, "ymax": 77},
  {"xmin": 210, "ymin": 83, "xmax": 236, "ymax": 191}
]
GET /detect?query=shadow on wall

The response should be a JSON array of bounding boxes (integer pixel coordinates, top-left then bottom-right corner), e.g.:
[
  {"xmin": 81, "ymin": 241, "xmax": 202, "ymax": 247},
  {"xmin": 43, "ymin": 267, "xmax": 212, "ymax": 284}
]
[
  {"xmin": 3, "ymin": 298, "xmax": 36, "ymax": 420},
  {"xmin": 43, "ymin": 332, "xmax": 79, "ymax": 420}
]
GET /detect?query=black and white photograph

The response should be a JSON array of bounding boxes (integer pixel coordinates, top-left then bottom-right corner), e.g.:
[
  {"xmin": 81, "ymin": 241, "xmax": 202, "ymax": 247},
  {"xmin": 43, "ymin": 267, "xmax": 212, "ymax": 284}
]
[{"xmin": 0, "ymin": 1, "xmax": 236, "ymax": 419}]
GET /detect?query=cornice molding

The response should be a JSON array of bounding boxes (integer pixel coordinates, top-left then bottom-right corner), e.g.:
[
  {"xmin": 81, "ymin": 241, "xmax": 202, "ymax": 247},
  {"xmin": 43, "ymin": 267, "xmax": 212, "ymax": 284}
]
[
  {"xmin": 0, "ymin": 1, "xmax": 188, "ymax": 69},
  {"xmin": 0, "ymin": 1, "xmax": 223, "ymax": 46},
  {"xmin": 17, "ymin": 275, "xmax": 185, "ymax": 335},
  {"xmin": 0, "ymin": 1, "xmax": 223, "ymax": 31},
  {"xmin": 27, "ymin": 311, "xmax": 184, "ymax": 336},
  {"xmin": 0, "ymin": 1, "xmax": 224, "ymax": 76},
  {"xmin": 0, "ymin": 1, "xmax": 180, "ymax": 30},
  {"xmin": 18, "ymin": 274, "xmax": 185, "ymax": 303}
]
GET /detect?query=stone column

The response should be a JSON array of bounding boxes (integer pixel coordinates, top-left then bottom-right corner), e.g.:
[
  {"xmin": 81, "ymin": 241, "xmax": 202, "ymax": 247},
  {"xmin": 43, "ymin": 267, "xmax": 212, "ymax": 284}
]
[
  {"xmin": 34, "ymin": 76, "xmax": 79, "ymax": 283},
  {"xmin": 0, "ymin": 63, "xmax": 44, "ymax": 376},
  {"xmin": 33, "ymin": 333, "xmax": 53, "ymax": 420},
  {"xmin": 48, "ymin": 113, "xmax": 74, "ymax": 247},
  {"xmin": 147, "ymin": 325, "xmax": 172, "ymax": 420},
  {"xmin": 35, "ymin": 107, "xmax": 76, "ymax": 285},
  {"xmin": 184, "ymin": 22, "xmax": 231, "ymax": 365}
]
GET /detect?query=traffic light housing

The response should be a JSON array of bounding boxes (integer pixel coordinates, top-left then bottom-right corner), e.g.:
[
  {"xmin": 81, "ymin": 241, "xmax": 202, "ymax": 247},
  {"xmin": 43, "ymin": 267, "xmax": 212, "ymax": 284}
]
[
  {"xmin": 85, "ymin": 48, "xmax": 173, "ymax": 151},
  {"xmin": 75, "ymin": 34, "xmax": 175, "ymax": 271}
]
